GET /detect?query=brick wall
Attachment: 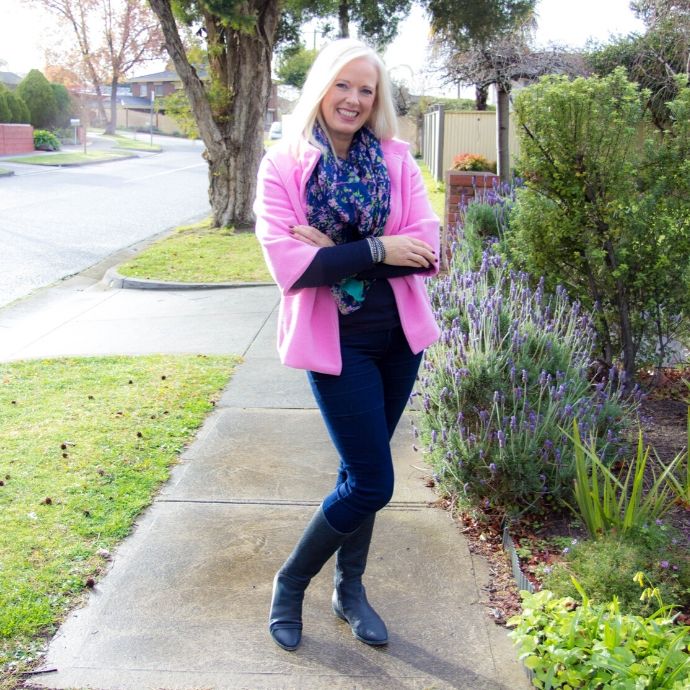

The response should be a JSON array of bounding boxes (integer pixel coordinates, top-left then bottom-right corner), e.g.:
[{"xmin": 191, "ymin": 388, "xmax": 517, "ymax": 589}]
[{"xmin": 0, "ymin": 124, "xmax": 34, "ymax": 155}]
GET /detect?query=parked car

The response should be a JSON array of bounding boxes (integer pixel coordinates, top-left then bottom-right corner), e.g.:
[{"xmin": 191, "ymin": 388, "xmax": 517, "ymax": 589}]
[{"xmin": 268, "ymin": 122, "xmax": 282, "ymax": 140}]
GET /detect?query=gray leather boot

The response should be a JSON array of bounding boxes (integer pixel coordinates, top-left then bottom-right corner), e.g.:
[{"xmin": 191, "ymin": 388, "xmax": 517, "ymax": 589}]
[
  {"xmin": 332, "ymin": 513, "xmax": 388, "ymax": 645},
  {"xmin": 269, "ymin": 506, "xmax": 351, "ymax": 651}
]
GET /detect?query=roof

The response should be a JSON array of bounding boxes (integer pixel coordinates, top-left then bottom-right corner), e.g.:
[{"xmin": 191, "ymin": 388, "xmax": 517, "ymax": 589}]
[
  {"xmin": 119, "ymin": 95, "xmax": 154, "ymax": 109},
  {"xmin": 0, "ymin": 71, "xmax": 22, "ymax": 86},
  {"xmin": 127, "ymin": 68, "xmax": 208, "ymax": 83}
]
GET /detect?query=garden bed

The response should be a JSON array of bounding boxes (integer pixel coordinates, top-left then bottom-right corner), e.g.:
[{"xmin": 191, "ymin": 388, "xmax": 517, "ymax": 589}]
[{"xmin": 449, "ymin": 386, "xmax": 690, "ymax": 630}]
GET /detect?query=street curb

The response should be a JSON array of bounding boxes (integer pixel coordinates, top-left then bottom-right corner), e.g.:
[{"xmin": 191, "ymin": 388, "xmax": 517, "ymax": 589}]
[{"xmin": 102, "ymin": 265, "xmax": 275, "ymax": 290}]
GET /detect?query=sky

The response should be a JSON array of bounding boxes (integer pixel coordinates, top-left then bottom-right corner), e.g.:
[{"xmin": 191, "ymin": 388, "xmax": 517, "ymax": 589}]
[{"xmin": 0, "ymin": 0, "xmax": 646, "ymax": 96}]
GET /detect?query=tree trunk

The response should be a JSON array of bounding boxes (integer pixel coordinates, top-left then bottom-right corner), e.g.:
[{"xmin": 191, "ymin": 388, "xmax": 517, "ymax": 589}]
[
  {"xmin": 338, "ymin": 0, "xmax": 349, "ymax": 37},
  {"xmin": 105, "ymin": 77, "xmax": 119, "ymax": 135},
  {"xmin": 603, "ymin": 237, "xmax": 635, "ymax": 382},
  {"xmin": 475, "ymin": 84, "xmax": 488, "ymax": 111},
  {"xmin": 496, "ymin": 83, "xmax": 510, "ymax": 182},
  {"xmin": 148, "ymin": 0, "xmax": 279, "ymax": 228},
  {"xmin": 585, "ymin": 262, "xmax": 614, "ymax": 365}
]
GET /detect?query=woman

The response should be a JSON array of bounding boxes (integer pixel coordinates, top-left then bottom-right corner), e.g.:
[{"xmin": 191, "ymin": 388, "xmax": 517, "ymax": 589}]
[{"xmin": 254, "ymin": 38, "xmax": 440, "ymax": 652}]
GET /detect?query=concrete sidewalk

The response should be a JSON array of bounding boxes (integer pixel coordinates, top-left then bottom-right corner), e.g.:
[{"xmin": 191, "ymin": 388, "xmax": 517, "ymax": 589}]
[{"xmin": 2, "ymin": 268, "xmax": 529, "ymax": 690}]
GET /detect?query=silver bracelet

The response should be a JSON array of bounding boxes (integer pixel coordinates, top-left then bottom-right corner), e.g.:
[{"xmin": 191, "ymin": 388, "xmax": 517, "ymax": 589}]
[{"xmin": 367, "ymin": 236, "xmax": 386, "ymax": 263}]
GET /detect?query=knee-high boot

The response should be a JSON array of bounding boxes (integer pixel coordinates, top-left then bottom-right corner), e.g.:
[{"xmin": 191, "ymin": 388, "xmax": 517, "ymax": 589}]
[
  {"xmin": 332, "ymin": 513, "xmax": 388, "ymax": 645},
  {"xmin": 269, "ymin": 506, "xmax": 352, "ymax": 651}
]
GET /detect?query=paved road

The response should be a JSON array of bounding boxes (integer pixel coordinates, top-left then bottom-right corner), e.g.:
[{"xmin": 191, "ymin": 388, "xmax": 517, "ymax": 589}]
[{"xmin": 0, "ymin": 133, "xmax": 209, "ymax": 308}]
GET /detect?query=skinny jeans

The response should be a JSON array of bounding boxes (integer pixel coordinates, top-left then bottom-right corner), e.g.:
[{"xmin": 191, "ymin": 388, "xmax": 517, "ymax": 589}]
[{"xmin": 307, "ymin": 325, "xmax": 423, "ymax": 534}]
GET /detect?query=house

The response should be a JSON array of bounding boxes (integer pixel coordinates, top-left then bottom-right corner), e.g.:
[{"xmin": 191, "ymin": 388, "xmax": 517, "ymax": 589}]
[
  {"xmin": 0, "ymin": 71, "xmax": 22, "ymax": 90},
  {"xmin": 121, "ymin": 68, "xmax": 279, "ymax": 135}
]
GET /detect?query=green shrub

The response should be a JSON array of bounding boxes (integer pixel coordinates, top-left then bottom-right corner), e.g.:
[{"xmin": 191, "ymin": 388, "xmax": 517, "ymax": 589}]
[
  {"xmin": 16, "ymin": 70, "xmax": 58, "ymax": 129},
  {"xmin": 33, "ymin": 130, "xmax": 61, "ymax": 152},
  {"xmin": 463, "ymin": 201, "xmax": 500, "ymax": 239},
  {"xmin": 0, "ymin": 90, "xmax": 10, "ymax": 123},
  {"xmin": 509, "ymin": 69, "xmax": 690, "ymax": 379},
  {"xmin": 50, "ymin": 83, "xmax": 72, "ymax": 128},
  {"xmin": 417, "ymin": 242, "xmax": 635, "ymax": 514},
  {"xmin": 6, "ymin": 91, "xmax": 30, "ymax": 123},
  {"xmin": 541, "ymin": 530, "xmax": 690, "ymax": 617},
  {"xmin": 508, "ymin": 577, "xmax": 690, "ymax": 689}
]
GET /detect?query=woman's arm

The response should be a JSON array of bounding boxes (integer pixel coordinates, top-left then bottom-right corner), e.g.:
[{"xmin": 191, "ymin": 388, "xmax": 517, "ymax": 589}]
[
  {"xmin": 292, "ymin": 240, "xmax": 374, "ymax": 289},
  {"xmin": 382, "ymin": 152, "xmax": 441, "ymax": 278},
  {"xmin": 290, "ymin": 234, "xmax": 433, "ymax": 289}
]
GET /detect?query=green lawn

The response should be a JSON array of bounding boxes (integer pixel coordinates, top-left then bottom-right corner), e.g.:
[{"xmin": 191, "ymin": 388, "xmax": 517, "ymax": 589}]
[
  {"xmin": 0, "ymin": 354, "xmax": 237, "ymax": 685},
  {"xmin": 105, "ymin": 134, "xmax": 162, "ymax": 152},
  {"xmin": 418, "ymin": 160, "xmax": 446, "ymax": 221},
  {"xmin": 118, "ymin": 217, "xmax": 273, "ymax": 284},
  {"xmin": 4, "ymin": 151, "xmax": 133, "ymax": 166}
]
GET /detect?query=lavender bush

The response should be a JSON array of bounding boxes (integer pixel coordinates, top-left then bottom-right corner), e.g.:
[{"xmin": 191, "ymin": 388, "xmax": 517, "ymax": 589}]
[{"xmin": 418, "ymin": 235, "xmax": 637, "ymax": 514}]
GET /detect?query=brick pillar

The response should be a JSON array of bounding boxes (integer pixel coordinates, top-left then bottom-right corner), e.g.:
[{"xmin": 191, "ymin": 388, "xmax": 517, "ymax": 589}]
[{"xmin": 441, "ymin": 170, "xmax": 500, "ymax": 272}]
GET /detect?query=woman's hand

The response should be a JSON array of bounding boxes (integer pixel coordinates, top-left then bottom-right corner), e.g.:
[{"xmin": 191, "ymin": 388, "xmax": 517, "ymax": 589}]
[
  {"xmin": 380, "ymin": 236, "xmax": 436, "ymax": 268},
  {"xmin": 290, "ymin": 225, "xmax": 335, "ymax": 248}
]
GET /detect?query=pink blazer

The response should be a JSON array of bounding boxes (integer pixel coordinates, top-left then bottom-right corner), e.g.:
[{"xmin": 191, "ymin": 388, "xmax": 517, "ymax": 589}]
[{"xmin": 253, "ymin": 137, "xmax": 440, "ymax": 375}]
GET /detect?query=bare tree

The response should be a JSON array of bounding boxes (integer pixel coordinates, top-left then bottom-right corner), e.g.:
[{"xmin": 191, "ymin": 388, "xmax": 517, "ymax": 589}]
[
  {"xmin": 30, "ymin": 0, "xmax": 163, "ymax": 133},
  {"xmin": 432, "ymin": 31, "xmax": 584, "ymax": 179}
]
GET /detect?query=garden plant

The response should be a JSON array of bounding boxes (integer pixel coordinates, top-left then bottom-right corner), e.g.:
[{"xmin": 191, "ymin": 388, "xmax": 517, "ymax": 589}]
[
  {"xmin": 451, "ymin": 152, "xmax": 497, "ymax": 173},
  {"xmin": 422, "ymin": 131, "xmax": 689, "ymax": 686},
  {"xmin": 507, "ymin": 69, "xmax": 690, "ymax": 380},
  {"xmin": 508, "ymin": 574, "xmax": 690, "ymax": 689},
  {"xmin": 418, "ymin": 226, "xmax": 635, "ymax": 515}
]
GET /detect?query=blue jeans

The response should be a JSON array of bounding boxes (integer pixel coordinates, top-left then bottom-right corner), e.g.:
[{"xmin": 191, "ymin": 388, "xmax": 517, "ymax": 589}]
[{"xmin": 307, "ymin": 326, "xmax": 423, "ymax": 533}]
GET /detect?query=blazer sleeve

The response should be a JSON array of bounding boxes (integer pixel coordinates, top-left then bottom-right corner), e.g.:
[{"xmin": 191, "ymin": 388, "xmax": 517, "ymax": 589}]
[
  {"xmin": 395, "ymin": 152, "xmax": 441, "ymax": 279},
  {"xmin": 253, "ymin": 154, "xmax": 320, "ymax": 296}
]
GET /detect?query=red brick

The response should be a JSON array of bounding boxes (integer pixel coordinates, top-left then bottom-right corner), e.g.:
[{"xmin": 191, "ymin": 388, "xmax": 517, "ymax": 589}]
[{"xmin": 0, "ymin": 124, "xmax": 34, "ymax": 155}]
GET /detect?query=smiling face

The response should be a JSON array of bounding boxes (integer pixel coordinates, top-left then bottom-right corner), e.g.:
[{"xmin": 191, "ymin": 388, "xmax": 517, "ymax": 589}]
[{"xmin": 319, "ymin": 57, "xmax": 378, "ymax": 157}]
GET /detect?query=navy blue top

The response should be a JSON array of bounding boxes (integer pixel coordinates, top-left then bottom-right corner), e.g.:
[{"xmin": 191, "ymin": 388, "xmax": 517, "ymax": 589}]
[{"xmin": 292, "ymin": 239, "xmax": 427, "ymax": 334}]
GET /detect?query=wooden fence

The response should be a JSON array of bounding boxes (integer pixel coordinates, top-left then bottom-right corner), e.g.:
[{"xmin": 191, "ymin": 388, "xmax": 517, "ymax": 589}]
[{"xmin": 422, "ymin": 107, "xmax": 520, "ymax": 182}]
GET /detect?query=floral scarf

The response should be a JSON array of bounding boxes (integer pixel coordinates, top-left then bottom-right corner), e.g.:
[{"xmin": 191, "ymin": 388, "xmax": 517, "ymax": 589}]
[{"xmin": 305, "ymin": 121, "xmax": 391, "ymax": 314}]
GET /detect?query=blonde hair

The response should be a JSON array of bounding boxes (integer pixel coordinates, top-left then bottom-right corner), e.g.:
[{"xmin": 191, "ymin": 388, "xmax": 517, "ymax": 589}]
[{"xmin": 285, "ymin": 38, "xmax": 398, "ymax": 157}]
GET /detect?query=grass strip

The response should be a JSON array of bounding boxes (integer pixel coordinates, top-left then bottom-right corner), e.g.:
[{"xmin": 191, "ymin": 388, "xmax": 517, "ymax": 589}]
[
  {"xmin": 0, "ymin": 354, "xmax": 237, "ymax": 684},
  {"xmin": 3, "ymin": 152, "xmax": 133, "ymax": 166},
  {"xmin": 118, "ymin": 216, "xmax": 273, "ymax": 284},
  {"xmin": 418, "ymin": 160, "xmax": 446, "ymax": 222},
  {"xmin": 105, "ymin": 135, "xmax": 162, "ymax": 152}
]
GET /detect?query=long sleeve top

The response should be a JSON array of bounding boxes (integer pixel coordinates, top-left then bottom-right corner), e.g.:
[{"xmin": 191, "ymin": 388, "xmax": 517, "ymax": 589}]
[
  {"xmin": 254, "ymin": 137, "xmax": 440, "ymax": 375},
  {"xmin": 292, "ymin": 240, "xmax": 428, "ymax": 334}
]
